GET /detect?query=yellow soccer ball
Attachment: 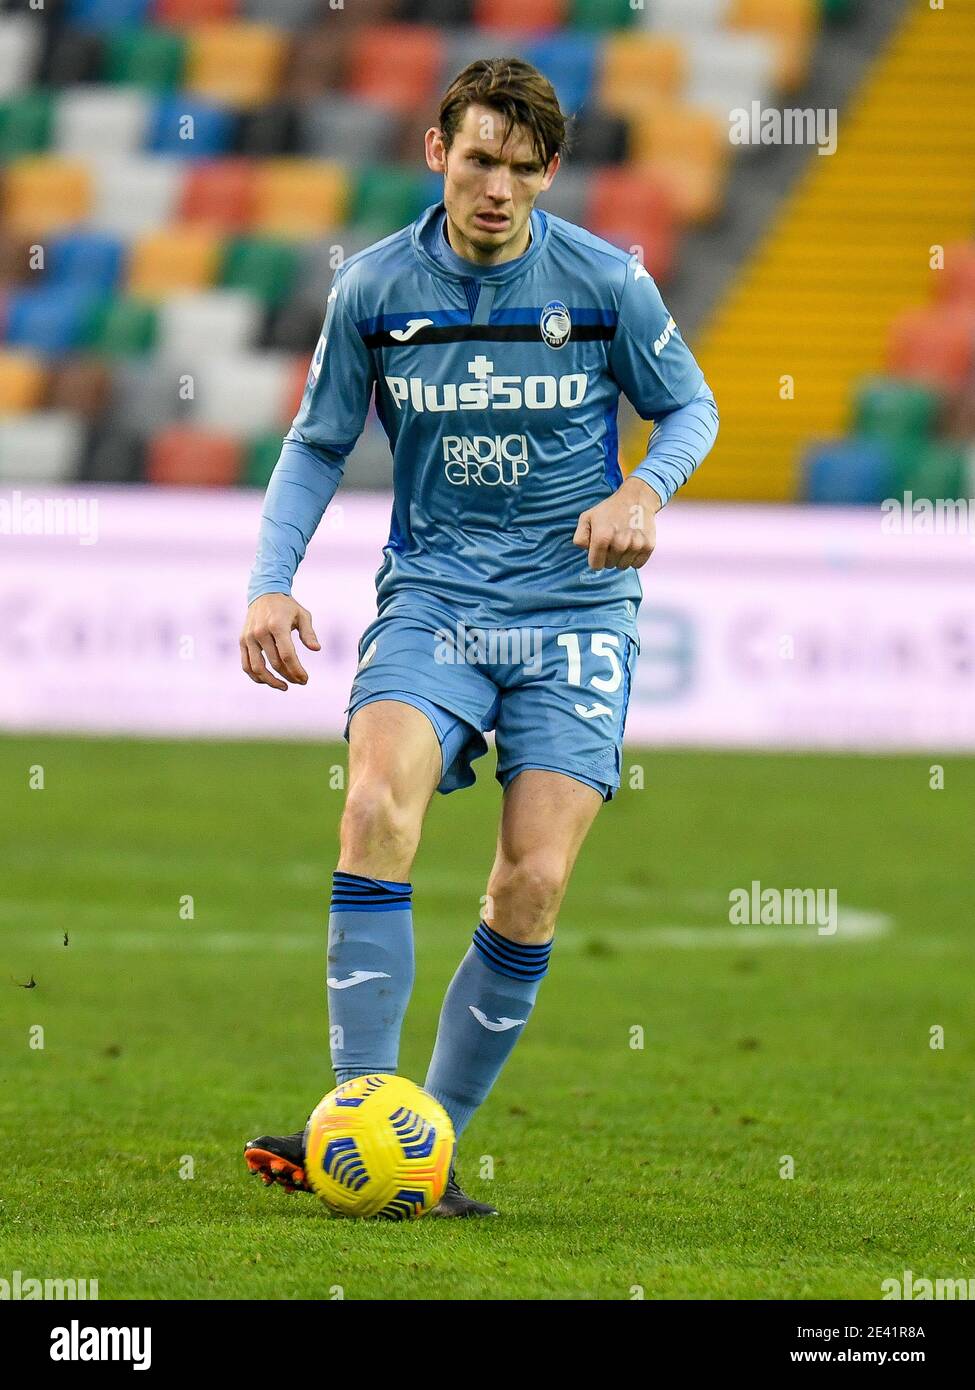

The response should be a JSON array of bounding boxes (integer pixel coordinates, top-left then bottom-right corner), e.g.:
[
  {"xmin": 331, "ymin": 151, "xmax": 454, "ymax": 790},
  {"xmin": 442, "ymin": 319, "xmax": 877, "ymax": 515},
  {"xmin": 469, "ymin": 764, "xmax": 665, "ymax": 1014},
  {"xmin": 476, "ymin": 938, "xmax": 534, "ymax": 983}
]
[{"xmin": 303, "ymin": 1074, "xmax": 454, "ymax": 1220}]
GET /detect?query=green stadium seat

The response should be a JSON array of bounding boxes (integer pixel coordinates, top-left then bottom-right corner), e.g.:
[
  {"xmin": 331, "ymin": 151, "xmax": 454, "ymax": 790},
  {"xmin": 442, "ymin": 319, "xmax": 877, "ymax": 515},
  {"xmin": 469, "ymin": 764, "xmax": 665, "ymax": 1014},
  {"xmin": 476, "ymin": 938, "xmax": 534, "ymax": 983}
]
[
  {"xmin": 220, "ymin": 235, "xmax": 301, "ymax": 306},
  {"xmin": 351, "ymin": 166, "xmax": 433, "ymax": 234},
  {"xmin": 102, "ymin": 27, "xmax": 187, "ymax": 89},
  {"xmin": 244, "ymin": 431, "xmax": 285, "ymax": 488},
  {"xmin": 568, "ymin": 0, "xmax": 636, "ymax": 31},
  {"xmin": 904, "ymin": 440, "xmax": 969, "ymax": 503},
  {"xmin": 0, "ymin": 90, "xmax": 52, "ymax": 159},
  {"xmin": 852, "ymin": 378, "xmax": 943, "ymax": 443},
  {"xmin": 86, "ymin": 297, "xmax": 158, "ymax": 355}
]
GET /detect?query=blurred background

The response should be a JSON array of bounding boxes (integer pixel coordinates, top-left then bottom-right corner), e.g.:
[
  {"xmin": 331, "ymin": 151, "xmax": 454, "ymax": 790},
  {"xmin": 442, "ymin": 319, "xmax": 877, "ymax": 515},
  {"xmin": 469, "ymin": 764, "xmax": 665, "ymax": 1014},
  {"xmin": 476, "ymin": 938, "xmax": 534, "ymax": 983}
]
[{"xmin": 0, "ymin": 0, "xmax": 972, "ymax": 744}]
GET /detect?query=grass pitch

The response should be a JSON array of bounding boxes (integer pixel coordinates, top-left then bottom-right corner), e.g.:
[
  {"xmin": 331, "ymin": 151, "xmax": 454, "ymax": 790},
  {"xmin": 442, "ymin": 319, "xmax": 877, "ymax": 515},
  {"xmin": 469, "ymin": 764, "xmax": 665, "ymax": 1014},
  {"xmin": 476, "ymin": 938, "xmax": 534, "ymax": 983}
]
[{"xmin": 1, "ymin": 736, "xmax": 972, "ymax": 1300}]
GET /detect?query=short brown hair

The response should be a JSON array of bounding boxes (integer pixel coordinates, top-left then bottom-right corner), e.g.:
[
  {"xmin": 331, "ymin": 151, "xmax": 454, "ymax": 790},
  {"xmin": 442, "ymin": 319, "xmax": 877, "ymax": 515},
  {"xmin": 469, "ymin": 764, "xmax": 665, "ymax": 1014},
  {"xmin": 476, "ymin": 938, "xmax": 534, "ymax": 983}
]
[{"xmin": 438, "ymin": 57, "xmax": 569, "ymax": 168}]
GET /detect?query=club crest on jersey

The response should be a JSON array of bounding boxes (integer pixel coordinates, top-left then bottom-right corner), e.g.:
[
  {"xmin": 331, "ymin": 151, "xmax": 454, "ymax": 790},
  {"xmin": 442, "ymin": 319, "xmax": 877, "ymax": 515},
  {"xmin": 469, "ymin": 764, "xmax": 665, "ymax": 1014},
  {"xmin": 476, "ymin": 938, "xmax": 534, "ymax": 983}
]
[{"xmin": 540, "ymin": 300, "xmax": 571, "ymax": 349}]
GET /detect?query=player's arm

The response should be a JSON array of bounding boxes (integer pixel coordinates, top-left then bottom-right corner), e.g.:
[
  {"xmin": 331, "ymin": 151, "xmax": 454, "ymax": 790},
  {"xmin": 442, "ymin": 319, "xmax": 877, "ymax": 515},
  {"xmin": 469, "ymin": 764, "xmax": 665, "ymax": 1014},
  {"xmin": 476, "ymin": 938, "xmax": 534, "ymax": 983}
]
[
  {"xmin": 241, "ymin": 271, "xmax": 375, "ymax": 690},
  {"xmin": 573, "ymin": 260, "xmax": 719, "ymax": 571}
]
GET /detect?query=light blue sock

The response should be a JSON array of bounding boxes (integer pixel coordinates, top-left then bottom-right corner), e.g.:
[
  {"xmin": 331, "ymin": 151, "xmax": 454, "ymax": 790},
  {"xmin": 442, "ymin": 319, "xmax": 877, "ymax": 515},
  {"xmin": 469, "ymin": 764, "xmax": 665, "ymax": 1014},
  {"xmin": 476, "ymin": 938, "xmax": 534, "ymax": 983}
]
[
  {"xmin": 327, "ymin": 870, "xmax": 414, "ymax": 1084},
  {"xmin": 424, "ymin": 922, "xmax": 552, "ymax": 1139}
]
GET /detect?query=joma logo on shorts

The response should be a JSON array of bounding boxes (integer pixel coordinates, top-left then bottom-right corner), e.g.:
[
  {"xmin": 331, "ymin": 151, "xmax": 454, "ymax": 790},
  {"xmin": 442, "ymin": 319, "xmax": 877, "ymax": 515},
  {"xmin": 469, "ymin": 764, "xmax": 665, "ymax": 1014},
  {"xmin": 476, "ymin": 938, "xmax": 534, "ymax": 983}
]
[{"xmin": 443, "ymin": 434, "xmax": 529, "ymax": 486}]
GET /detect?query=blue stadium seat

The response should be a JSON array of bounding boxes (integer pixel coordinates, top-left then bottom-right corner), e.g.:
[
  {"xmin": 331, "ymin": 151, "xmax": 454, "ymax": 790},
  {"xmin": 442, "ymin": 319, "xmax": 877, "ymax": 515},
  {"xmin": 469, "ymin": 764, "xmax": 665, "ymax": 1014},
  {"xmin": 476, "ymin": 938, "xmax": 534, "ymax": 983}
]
[
  {"xmin": 66, "ymin": 0, "xmax": 152, "ymax": 28},
  {"xmin": 47, "ymin": 230, "xmax": 126, "ymax": 292},
  {"xmin": 5, "ymin": 286, "xmax": 101, "ymax": 354},
  {"xmin": 147, "ymin": 95, "xmax": 236, "ymax": 159},
  {"xmin": 520, "ymin": 35, "xmax": 600, "ymax": 115},
  {"xmin": 801, "ymin": 438, "xmax": 897, "ymax": 505}
]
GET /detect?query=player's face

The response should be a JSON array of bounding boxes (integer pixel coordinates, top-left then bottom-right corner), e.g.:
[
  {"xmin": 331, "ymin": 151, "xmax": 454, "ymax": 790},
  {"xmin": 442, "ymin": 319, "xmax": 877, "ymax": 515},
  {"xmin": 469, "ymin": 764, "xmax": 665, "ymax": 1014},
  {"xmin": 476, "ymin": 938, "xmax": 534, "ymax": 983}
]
[{"xmin": 425, "ymin": 102, "xmax": 559, "ymax": 266}]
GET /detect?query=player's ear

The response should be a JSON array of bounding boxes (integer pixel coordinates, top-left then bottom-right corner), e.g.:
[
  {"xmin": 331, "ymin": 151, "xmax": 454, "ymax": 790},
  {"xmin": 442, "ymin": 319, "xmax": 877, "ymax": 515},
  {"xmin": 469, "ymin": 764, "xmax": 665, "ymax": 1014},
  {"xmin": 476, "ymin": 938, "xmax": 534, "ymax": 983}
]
[
  {"xmin": 540, "ymin": 152, "xmax": 560, "ymax": 191},
  {"xmin": 424, "ymin": 127, "xmax": 447, "ymax": 174}
]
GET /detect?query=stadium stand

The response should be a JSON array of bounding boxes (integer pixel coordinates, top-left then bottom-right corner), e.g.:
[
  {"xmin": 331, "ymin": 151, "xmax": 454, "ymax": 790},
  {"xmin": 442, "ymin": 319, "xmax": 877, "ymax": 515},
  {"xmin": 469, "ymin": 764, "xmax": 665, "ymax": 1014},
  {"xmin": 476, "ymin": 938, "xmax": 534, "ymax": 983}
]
[{"xmin": 2, "ymin": 0, "xmax": 944, "ymax": 502}]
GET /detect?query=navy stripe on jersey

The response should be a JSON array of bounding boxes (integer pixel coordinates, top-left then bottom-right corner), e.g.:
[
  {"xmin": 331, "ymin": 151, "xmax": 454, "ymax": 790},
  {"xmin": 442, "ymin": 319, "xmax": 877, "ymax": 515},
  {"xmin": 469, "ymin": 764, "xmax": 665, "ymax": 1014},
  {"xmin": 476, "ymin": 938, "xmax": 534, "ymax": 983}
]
[{"xmin": 359, "ymin": 322, "xmax": 615, "ymax": 349}]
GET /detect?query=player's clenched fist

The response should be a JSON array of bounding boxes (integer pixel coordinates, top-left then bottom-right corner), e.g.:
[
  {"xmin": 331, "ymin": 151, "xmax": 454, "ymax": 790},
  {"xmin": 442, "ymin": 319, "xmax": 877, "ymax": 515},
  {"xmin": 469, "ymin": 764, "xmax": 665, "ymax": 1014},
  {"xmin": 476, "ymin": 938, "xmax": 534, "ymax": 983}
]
[
  {"xmin": 240, "ymin": 593, "xmax": 320, "ymax": 691},
  {"xmin": 572, "ymin": 475, "xmax": 662, "ymax": 571}
]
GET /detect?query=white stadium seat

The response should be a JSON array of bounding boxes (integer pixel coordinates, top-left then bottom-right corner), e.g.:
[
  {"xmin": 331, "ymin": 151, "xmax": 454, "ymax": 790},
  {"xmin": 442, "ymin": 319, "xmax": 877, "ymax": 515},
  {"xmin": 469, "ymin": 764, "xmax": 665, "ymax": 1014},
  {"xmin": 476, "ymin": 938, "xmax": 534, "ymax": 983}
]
[
  {"xmin": 0, "ymin": 411, "xmax": 85, "ymax": 483},
  {"xmin": 53, "ymin": 86, "xmax": 152, "ymax": 158},
  {"xmin": 0, "ymin": 16, "xmax": 42, "ymax": 99},
  {"xmin": 639, "ymin": 0, "xmax": 731, "ymax": 33},
  {"xmin": 684, "ymin": 32, "xmax": 778, "ymax": 119},
  {"xmin": 87, "ymin": 156, "xmax": 183, "ymax": 237},
  {"xmin": 189, "ymin": 353, "xmax": 293, "ymax": 435},
  {"xmin": 156, "ymin": 291, "xmax": 263, "ymax": 361}
]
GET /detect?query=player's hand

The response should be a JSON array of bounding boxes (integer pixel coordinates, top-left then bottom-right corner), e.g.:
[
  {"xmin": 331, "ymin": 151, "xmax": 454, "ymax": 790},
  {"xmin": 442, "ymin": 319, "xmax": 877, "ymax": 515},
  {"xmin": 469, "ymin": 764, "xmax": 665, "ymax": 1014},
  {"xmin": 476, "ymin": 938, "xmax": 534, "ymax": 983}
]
[
  {"xmin": 572, "ymin": 475, "xmax": 662, "ymax": 571},
  {"xmin": 240, "ymin": 593, "xmax": 320, "ymax": 691}
]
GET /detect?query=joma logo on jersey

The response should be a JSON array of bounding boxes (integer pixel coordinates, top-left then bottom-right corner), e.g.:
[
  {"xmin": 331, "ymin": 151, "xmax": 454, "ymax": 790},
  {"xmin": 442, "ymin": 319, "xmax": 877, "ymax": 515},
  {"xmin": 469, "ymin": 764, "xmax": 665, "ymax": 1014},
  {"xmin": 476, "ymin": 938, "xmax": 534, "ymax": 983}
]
[
  {"xmin": 443, "ymin": 435, "xmax": 529, "ymax": 486},
  {"xmin": 385, "ymin": 355, "xmax": 587, "ymax": 413},
  {"xmin": 653, "ymin": 316, "xmax": 677, "ymax": 357}
]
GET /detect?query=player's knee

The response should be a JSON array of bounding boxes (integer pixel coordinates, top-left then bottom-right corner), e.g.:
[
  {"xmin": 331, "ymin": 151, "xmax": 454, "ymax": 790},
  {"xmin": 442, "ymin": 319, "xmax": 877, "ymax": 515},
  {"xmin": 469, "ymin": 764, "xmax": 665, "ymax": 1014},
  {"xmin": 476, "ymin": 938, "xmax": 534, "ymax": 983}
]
[
  {"xmin": 488, "ymin": 851, "xmax": 569, "ymax": 942},
  {"xmin": 340, "ymin": 781, "xmax": 420, "ymax": 873}
]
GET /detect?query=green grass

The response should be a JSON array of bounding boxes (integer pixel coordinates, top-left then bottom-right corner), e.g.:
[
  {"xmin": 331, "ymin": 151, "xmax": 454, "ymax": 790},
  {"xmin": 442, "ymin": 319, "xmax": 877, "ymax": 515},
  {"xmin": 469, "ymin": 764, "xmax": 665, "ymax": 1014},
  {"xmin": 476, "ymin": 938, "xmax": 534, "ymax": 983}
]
[{"xmin": 1, "ymin": 736, "xmax": 972, "ymax": 1300}]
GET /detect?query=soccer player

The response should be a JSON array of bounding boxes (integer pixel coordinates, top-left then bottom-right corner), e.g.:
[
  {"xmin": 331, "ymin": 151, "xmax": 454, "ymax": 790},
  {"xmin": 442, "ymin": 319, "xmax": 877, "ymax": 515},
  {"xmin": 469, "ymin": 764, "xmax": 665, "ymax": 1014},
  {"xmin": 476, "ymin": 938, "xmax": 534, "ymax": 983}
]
[{"xmin": 241, "ymin": 58, "xmax": 718, "ymax": 1216}]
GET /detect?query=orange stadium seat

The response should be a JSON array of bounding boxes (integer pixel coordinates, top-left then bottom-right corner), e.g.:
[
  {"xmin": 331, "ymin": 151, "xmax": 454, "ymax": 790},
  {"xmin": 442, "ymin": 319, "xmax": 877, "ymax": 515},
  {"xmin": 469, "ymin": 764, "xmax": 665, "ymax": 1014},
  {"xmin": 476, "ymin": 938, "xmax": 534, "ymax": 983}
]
[
  {"xmin": 185, "ymin": 23, "xmax": 289, "ymax": 110},
  {"xmin": 2, "ymin": 157, "xmax": 92, "ymax": 235},
  {"xmin": 473, "ymin": 0, "xmax": 567, "ymax": 34},
  {"xmin": 251, "ymin": 159, "xmax": 348, "ymax": 239},
  {"xmin": 178, "ymin": 159, "xmax": 257, "ymax": 230},
  {"xmin": 128, "ymin": 226, "xmax": 222, "ymax": 297},
  {"xmin": 597, "ymin": 33, "xmax": 686, "ymax": 121},
  {"xmin": 347, "ymin": 26, "xmax": 445, "ymax": 114},
  {"xmin": 282, "ymin": 354, "xmax": 309, "ymax": 422},
  {"xmin": 727, "ymin": 0, "xmax": 816, "ymax": 90},
  {"xmin": 586, "ymin": 167, "xmax": 677, "ymax": 278},
  {"xmin": 887, "ymin": 305, "xmax": 975, "ymax": 394},
  {"xmin": 147, "ymin": 426, "xmax": 242, "ymax": 486},
  {"xmin": 629, "ymin": 105, "xmax": 730, "ymax": 223},
  {"xmin": 0, "ymin": 349, "xmax": 48, "ymax": 414}
]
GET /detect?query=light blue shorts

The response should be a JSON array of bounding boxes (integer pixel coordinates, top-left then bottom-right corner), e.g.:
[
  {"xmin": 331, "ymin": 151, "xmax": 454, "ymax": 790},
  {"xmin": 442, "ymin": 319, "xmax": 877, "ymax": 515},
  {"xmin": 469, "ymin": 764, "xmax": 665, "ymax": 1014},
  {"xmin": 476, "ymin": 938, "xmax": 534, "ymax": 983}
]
[{"xmin": 344, "ymin": 610, "xmax": 637, "ymax": 801}]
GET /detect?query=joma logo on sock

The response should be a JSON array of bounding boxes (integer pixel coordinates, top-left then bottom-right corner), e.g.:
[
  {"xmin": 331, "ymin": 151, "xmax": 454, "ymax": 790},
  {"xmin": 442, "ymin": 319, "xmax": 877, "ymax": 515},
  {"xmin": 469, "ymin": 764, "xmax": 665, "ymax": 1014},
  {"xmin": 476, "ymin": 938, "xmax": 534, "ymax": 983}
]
[
  {"xmin": 328, "ymin": 971, "xmax": 391, "ymax": 990},
  {"xmin": 469, "ymin": 1007, "xmax": 526, "ymax": 1032}
]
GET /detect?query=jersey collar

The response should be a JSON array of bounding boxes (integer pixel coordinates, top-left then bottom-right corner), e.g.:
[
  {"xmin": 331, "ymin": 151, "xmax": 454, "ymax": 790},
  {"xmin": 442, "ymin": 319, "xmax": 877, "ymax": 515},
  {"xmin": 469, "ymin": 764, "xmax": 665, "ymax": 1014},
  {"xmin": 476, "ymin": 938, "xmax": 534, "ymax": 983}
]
[{"xmin": 411, "ymin": 201, "xmax": 548, "ymax": 284}]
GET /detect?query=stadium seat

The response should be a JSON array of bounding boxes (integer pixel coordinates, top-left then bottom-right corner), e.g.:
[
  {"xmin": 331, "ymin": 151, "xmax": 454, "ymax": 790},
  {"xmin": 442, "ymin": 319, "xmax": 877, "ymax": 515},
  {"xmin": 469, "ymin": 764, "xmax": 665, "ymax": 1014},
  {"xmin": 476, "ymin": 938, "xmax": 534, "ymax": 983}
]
[
  {"xmin": 887, "ymin": 306, "xmax": 975, "ymax": 394},
  {"xmin": 351, "ymin": 166, "xmax": 431, "ymax": 235},
  {"xmin": 234, "ymin": 101, "xmax": 300, "ymax": 157},
  {"xmin": 0, "ymin": 16, "xmax": 43, "ymax": 98},
  {"xmin": 147, "ymin": 94, "xmax": 236, "ymax": 159},
  {"xmin": 638, "ymin": 0, "xmax": 730, "ymax": 31},
  {"xmin": 441, "ymin": 30, "xmax": 526, "ymax": 87},
  {"xmin": 156, "ymin": 289, "xmax": 262, "ymax": 359},
  {"xmin": 598, "ymin": 33, "xmax": 686, "ymax": 120},
  {"xmin": 151, "ymin": 0, "xmax": 238, "ymax": 21},
  {"xmin": 728, "ymin": 0, "xmax": 817, "ymax": 90},
  {"xmin": 629, "ymin": 105, "xmax": 729, "ymax": 222},
  {"xmin": 535, "ymin": 167, "xmax": 591, "ymax": 227},
  {"xmin": 81, "ymin": 422, "xmax": 147, "ymax": 481},
  {"xmin": 906, "ymin": 440, "xmax": 969, "ymax": 502},
  {"xmin": 569, "ymin": 0, "xmax": 637, "ymax": 30},
  {"xmin": 474, "ymin": 0, "xmax": 567, "ymax": 35},
  {"xmin": 4, "ymin": 286, "xmax": 101, "ymax": 354},
  {"xmin": 47, "ymin": 230, "xmax": 126, "ymax": 293},
  {"xmin": 683, "ymin": 32, "xmax": 777, "ymax": 119},
  {"xmin": 127, "ymin": 226, "xmax": 222, "ymax": 297},
  {"xmin": 284, "ymin": 23, "xmax": 353, "ymax": 101},
  {"xmin": 102, "ymin": 26, "xmax": 188, "ymax": 89},
  {"xmin": 147, "ymin": 425, "xmax": 242, "ymax": 486},
  {"xmin": 853, "ymin": 378, "xmax": 942, "ymax": 443},
  {"xmin": 801, "ymin": 437, "xmax": 896, "ymax": 504},
  {"xmin": 586, "ymin": 167, "xmax": 677, "ymax": 278},
  {"xmin": 2, "ymin": 156, "xmax": 93, "ymax": 234},
  {"xmin": 299, "ymin": 96, "xmax": 403, "ymax": 163},
  {"xmin": 68, "ymin": 0, "xmax": 152, "ymax": 26},
  {"xmin": 261, "ymin": 293, "xmax": 323, "ymax": 352},
  {"xmin": 0, "ymin": 349, "xmax": 48, "ymax": 414},
  {"xmin": 220, "ymin": 235, "xmax": 301, "ymax": 306},
  {"xmin": 189, "ymin": 352, "xmax": 293, "ymax": 433},
  {"xmin": 347, "ymin": 26, "xmax": 444, "ymax": 114},
  {"xmin": 185, "ymin": 22, "xmax": 288, "ymax": 109},
  {"xmin": 53, "ymin": 85, "xmax": 152, "ymax": 156},
  {"xmin": 569, "ymin": 107, "xmax": 628, "ymax": 164},
  {"xmin": 178, "ymin": 158, "xmax": 257, "ymax": 229},
  {"xmin": 400, "ymin": 0, "xmax": 476, "ymax": 22},
  {"xmin": 0, "ymin": 90, "xmax": 52, "ymax": 160},
  {"xmin": 520, "ymin": 35, "xmax": 599, "ymax": 115},
  {"xmin": 112, "ymin": 356, "xmax": 190, "ymax": 435},
  {"xmin": 244, "ymin": 430, "xmax": 285, "ymax": 488},
  {"xmin": 252, "ymin": 159, "xmax": 348, "ymax": 238},
  {"xmin": 282, "ymin": 354, "xmax": 310, "ymax": 422},
  {"xmin": 86, "ymin": 297, "xmax": 158, "ymax": 355},
  {"xmin": 0, "ymin": 228, "xmax": 34, "ymax": 288},
  {"xmin": 40, "ymin": 28, "xmax": 106, "ymax": 86},
  {"xmin": 242, "ymin": 0, "xmax": 323, "ymax": 23},
  {"xmin": 0, "ymin": 409, "xmax": 86, "ymax": 482},
  {"xmin": 88, "ymin": 154, "xmax": 183, "ymax": 235},
  {"xmin": 47, "ymin": 358, "xmax": 114, "ymax": 417},
  {"xmin": 936, "ymin": 243, "xmax": 975, "ymax": 308}
]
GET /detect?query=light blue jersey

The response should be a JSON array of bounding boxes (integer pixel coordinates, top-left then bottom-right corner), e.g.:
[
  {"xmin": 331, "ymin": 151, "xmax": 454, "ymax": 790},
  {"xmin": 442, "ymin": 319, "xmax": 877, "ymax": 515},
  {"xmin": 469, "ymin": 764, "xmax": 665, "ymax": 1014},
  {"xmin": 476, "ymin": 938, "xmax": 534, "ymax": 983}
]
[{"xmin": 248, "ymin": 201, "xmax": 718, "ymax": 642}]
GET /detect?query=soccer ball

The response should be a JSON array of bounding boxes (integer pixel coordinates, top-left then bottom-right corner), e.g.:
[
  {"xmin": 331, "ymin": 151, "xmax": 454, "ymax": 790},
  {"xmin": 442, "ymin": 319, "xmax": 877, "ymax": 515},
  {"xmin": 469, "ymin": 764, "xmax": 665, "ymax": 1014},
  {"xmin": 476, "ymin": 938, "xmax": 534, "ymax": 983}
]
[{"xmin": 303, "ymin": 1074, "xmax": 454, "ymax": 1220}]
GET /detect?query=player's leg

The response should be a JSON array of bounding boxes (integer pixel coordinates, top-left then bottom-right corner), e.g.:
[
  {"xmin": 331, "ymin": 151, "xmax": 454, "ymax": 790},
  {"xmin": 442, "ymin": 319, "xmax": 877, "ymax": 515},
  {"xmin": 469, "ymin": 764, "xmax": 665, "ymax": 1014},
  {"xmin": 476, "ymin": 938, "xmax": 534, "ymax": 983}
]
[
  {"xmin": 326, "ymin": 698, "xmax": 442, "ymax": 1087},
  {"xmin": 424, "ymin": 769, "xmax": 602, "ymax": 1141}
]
